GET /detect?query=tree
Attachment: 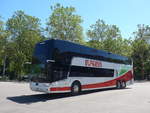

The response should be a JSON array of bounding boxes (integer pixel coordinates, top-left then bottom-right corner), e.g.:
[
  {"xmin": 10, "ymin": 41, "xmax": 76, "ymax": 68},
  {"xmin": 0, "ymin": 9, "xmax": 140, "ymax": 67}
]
[
  {"xmin": 0, "ymin": 17, "xmax": 5, "ymax": 66},
  {"xmin": 131, "ymin": 39, "xmax": 150, "ymax": 80},
  {"xmin": 86, "ymin": 19, "xmax": 132, "ymax": 56},
  {"xmin": 114, "ymin": 37, "xmax": 132, "ymax": 57},
  {"xmin": 133, "ymin": 24, "xmax": 150, "ymax": 40},
  {"xmin": 87, "ymin": 19, "xmax": 121, "ymax": 41},
  {"xmin": 0, "ymin": 17, "xmax": 10, "ymax": 76},
  {"xmin": 46, "ymin": 4, "xmax": 84, "ymax": 43},
  {"xmin": 6, "ymin": 10, "xmax": 43, "ymax": 79},
  {"xmin": 87, "ymin": 19, "xmax": 108, "ymax": 41},
  {"xmin": 132, "ymin": 24, "xmax": 150, "ymax": 80}
]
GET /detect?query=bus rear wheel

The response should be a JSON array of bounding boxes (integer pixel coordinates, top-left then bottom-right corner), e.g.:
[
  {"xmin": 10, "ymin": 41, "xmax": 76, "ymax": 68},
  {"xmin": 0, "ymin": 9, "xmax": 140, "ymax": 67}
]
[
  {"xmin": 116, "ymin": 81, "xmax": 126, "ymax": 89},
  {"xmin": 121, "ymin": 81, "xmax": 126, "ymax": 89},
  {"xmin": 71, "ymin": 82, "xmax": 81, "ymax": 96},
  {"xmin": 116, "ymin": 81, "xmax": 121, "ymax": 89}
]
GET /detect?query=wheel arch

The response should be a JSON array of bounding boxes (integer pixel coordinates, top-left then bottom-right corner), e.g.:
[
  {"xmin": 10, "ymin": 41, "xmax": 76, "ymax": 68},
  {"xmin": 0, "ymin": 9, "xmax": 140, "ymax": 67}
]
[{"xmin": 71, "ymin": 80, "xmax": 81, "ymax": 87}]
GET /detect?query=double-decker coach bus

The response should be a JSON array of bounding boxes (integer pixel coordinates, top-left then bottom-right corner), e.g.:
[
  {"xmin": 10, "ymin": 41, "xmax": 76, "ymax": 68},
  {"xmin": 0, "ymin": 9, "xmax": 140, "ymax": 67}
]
[{"xmin": 30, "ymin": 39, "xmax": 134, "ymax": 95}]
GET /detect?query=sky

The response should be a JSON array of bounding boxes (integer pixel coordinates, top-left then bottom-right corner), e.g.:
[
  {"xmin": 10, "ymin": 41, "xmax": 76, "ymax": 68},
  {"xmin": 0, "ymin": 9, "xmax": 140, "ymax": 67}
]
[{"xmin": 1, "ymin": 0, "xmax": 150, "ymax": 39}]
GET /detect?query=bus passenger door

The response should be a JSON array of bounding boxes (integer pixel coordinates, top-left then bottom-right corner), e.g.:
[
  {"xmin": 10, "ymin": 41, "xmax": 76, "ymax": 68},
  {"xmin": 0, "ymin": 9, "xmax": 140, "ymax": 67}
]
[{"xmin": 115, "ymin": 69, "xmax": 119, "ymax": 78}]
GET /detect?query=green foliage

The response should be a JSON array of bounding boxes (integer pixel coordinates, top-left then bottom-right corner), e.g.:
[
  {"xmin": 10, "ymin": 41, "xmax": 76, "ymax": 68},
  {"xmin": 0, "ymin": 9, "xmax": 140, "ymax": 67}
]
[
  {"xmin": 0, "ymin": 17, "xmax": 10, "ymax": 77},
  {"xmin": 86, "ymin": 19, "xmax": 132, "ymax": 57},
  {"xmin": 46, "ymin": 3, "xmax": 84, "ymax": 43},
  {"xmin": 0, "ymin": 17, "xmax": 7, "ymax": 55},
  {"xmin": 113, "ymin": 38, "xmax": 132, "ymax": 57},
  {"xmin": 87, "ymin": 19, "xmax": 121, "ymax": 41},
  {"xmin": 131, "ymin": 24, "xmax": 150, "ymax": 79},
  {"xmin": 5, "ymin": 10, "xmax": 43, "ymax": 79},
  {"xmin": 131, "ymin": 32, "xmax": 150, "ymax": 80},
  {"xmin": 0, "ymin": 17, "xmax": 5, "ymax": 65},
  {"xmin": 6, "ymin": 11, "xmax": 41, "ymax": 38},
  {"xmin": 133, "ymin": 24, "xmax": 150, "ymax": 40}
]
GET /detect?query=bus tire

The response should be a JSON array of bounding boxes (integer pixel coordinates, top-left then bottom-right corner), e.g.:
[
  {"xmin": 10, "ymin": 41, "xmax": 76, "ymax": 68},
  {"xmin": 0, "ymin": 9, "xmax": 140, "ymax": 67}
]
[
  {"xmin": 121, "ymin": 81, "xmax": 126, "ymax": 89},
  {"xmin": 71, "ymin": 81, "xmax": 81, "ymax": 96},
  {"xmin": 116, "ymin": 81, "xmax": 121, "ymax": 89}
]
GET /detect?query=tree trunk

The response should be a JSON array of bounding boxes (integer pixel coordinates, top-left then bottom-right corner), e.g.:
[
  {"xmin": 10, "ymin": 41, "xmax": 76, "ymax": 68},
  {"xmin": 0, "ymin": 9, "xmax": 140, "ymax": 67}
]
[{"xmin": 2, "ymin": 55, "xmax": 6, "ymax": 76}]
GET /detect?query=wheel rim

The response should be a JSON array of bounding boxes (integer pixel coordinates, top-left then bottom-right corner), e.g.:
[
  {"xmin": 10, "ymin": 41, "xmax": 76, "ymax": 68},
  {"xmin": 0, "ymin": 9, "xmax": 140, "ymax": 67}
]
[
  {"xmin": 122, "ymin": 82, "xmax": 126, "ymax": 88},
  {"xmin": 117, "ymin": 81, "xmax": 121, "ymax": 88},
  {"xmin": 73, "ymin": 85, "xmax": 79, "ymax": 93}
]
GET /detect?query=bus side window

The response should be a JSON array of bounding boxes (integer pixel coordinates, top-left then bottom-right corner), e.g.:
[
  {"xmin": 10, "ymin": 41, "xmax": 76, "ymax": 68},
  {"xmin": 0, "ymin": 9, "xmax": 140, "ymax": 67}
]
[
  {"xmin": 53, "ymin": 66, "xmax": 68, "ymax": 81},
  {"xmin": 59, "ymin": 67, "xmax": 68, "ymax": 79}
]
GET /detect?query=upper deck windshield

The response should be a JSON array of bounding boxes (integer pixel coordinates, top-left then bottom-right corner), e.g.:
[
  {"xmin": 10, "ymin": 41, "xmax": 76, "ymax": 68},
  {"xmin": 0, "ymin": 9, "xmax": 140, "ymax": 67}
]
[{"xmin": 31, "ymin": 41, "xmax": 50, "ymax": 82}]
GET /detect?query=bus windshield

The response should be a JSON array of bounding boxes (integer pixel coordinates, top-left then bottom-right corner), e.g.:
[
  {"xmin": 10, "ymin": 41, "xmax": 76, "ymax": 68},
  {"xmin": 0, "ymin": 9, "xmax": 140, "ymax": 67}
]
[
  {"xmin": 30, "ymin": 42, "xmax": 69, "ymax": 83},
  {"xmin": 31, "ymin": 61, "xmax": 69, "ymax": 83},
  {"xmin": 30, "ymin": 59, "xmax": 51, "ymax": 83}
]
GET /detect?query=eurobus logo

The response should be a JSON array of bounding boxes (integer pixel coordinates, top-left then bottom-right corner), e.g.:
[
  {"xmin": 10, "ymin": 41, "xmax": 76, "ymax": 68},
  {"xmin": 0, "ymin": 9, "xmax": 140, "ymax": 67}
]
[{"xmin": 85, "ymin": 59, "xmax": 102, "ymax": 68}]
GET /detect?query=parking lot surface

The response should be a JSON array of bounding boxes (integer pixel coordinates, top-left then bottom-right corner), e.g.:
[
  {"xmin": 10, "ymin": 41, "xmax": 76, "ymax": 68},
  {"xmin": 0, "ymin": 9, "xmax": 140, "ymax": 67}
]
[{"xmin": 0, "ymin": 81, "xmax": 150, "ymax": 113}]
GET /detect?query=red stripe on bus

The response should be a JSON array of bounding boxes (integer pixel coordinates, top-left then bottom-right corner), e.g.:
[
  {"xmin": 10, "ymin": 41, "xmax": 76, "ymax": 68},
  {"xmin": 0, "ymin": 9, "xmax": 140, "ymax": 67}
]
[
  {"xmin": 50, "ymin": 87, "xmax": 71, "ymax": 91},
  {"xmin": 50, "ymin": 70, "xmax": 133, "ymax": 91},
  {"xmin": 82, "ymin": 70, "xmax": 133, "ymax": 89}
]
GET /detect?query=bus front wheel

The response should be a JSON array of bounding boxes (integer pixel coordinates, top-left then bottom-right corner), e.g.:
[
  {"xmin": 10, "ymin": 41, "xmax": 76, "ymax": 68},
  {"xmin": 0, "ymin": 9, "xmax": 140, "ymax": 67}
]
[{"xmin": 71, "ymin": 81, "xmax": 81, "ymax": 96}]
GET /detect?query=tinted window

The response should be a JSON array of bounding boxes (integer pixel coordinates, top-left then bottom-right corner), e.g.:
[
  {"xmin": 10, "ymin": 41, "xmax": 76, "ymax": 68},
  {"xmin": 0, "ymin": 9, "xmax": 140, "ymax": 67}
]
[
  {"xmin": 52, "ymin": 63, "xmax": 69, "ymax": 81},
  {"xmin": 33, "ymin": 43, "xmax": 47, "ymax": 64},
  {"xmin": 70, "ymin": 66, "xmax": 114, "ymax": 77}
]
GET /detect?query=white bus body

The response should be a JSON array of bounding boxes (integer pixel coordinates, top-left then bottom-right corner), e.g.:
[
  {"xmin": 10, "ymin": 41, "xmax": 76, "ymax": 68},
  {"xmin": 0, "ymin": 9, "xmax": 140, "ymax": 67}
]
[{"xmin": 30, "ymin": 57, "xmax": 134, "ymax": 93}]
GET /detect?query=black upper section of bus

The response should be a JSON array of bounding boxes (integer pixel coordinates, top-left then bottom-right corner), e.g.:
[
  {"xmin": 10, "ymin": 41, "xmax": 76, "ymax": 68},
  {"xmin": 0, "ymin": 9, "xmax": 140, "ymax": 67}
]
[{"xmin": 33, "ymin": 39, "xmax": 131, "ymax": 64}]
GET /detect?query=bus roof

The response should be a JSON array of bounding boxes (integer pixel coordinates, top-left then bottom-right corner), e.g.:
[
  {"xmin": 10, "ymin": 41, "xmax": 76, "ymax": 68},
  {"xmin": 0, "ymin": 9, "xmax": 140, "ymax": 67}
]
[{"xmin": 40, "ymin": 39, "xmax": 131, "ymax": 64}]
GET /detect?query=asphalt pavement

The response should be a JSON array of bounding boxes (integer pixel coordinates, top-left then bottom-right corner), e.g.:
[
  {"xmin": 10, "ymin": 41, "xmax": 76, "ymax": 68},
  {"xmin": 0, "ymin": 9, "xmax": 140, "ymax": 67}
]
[{"xmin": 0, "ymin": 81, "xmax": 150, "ymax": 113}]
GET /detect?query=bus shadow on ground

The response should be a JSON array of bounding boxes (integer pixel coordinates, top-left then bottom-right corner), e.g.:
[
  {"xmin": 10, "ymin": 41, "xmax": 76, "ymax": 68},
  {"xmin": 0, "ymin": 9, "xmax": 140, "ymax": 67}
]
[
  {"xmin": 7, "ymin": 93, "xmax": 70, "ymax": 104},
  {"xmin": 7, "ymin": 87, "xmax": 131, "ymax": 104}
]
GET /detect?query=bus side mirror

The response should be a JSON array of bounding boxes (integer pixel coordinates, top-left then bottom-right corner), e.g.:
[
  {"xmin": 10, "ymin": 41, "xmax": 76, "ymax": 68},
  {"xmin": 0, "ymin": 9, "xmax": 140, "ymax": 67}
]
[{"xmin": 46, "ymin": 60, "xmax": 55, "ymax": 63}]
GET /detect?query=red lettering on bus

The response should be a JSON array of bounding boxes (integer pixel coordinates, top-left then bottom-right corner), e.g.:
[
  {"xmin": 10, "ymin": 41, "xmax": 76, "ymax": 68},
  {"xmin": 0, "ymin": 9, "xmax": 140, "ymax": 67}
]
[{"xmin": 85, "ymin": 60, "xmax": 102, "ymax": 68}]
